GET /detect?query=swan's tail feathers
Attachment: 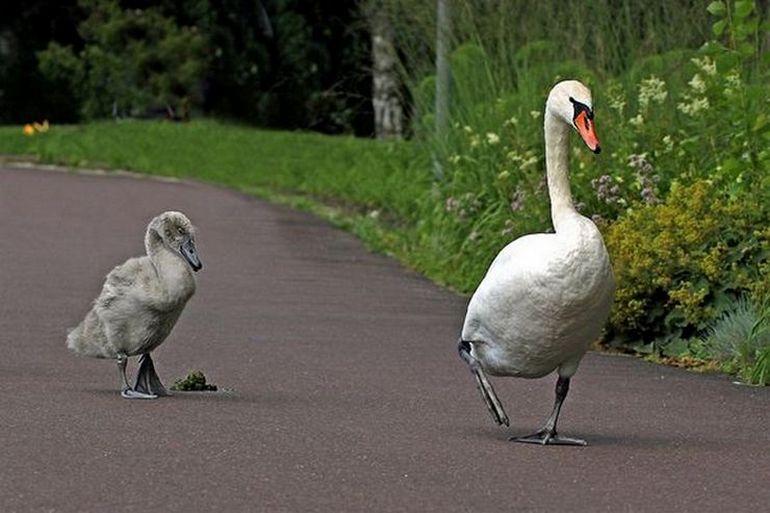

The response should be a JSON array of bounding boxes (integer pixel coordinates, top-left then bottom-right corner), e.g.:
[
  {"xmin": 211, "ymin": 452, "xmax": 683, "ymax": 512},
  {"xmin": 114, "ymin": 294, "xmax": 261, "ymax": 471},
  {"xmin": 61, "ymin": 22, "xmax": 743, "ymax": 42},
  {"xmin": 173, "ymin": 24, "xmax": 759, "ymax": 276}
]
[
  {"xmin": 458, "ymin": 340, "xmax": 510, "ymax": 427},
  {"xmin": 66, "ymin": 310, "xmax": 111, "ymax": 359}
]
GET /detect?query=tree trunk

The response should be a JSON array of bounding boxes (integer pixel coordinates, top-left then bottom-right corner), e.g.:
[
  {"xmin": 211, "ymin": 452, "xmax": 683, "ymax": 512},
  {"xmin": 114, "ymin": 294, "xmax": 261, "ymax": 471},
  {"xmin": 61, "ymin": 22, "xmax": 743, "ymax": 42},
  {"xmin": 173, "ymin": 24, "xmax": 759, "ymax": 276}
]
[
  {"xmin": 433, "ymin": 0, "xmax": 451, "ymax": 180},
  {"xmin": 369, "ymin": 2, "xmax": 403, "ymax": 139},
  {"xmin": 759, "ymin": 0, "xmax": 770, "ymax": 54}
]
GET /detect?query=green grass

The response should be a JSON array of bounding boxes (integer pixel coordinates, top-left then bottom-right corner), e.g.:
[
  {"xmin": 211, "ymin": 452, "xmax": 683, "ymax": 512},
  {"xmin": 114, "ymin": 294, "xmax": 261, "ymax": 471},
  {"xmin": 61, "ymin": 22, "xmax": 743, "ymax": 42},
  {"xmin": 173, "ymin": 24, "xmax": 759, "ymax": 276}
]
[
  {"xmin": 0, "ymin": 119, "xmax": 427, "ymax": 214},
  {"xmin": 0, "ymin": 119, "xmax": 435, "ymax": 264}
]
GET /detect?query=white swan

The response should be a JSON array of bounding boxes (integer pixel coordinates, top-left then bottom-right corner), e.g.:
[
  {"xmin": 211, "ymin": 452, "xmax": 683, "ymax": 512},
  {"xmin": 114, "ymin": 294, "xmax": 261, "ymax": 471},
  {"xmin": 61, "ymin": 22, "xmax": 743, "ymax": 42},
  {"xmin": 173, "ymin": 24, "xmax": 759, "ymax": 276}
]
[
  {"xmin": 67, "ymin": 211, "xmax": 203, "ymax": 399},
  {"xmin": 458, "ymin": 80, "xmax": 615, "ymax": 446}
]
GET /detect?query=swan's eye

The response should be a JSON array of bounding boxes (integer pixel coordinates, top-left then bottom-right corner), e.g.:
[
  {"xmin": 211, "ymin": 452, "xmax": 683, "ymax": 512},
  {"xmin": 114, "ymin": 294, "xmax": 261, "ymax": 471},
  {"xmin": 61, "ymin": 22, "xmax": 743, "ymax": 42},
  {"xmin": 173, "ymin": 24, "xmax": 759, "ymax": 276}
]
[
  {"xmin": 571, "ymin": 99, "xmax": 594, "ymax": 126},
  {"xmin": 177, "ymin": 227, "xmax": 185, "ymax": 235}
]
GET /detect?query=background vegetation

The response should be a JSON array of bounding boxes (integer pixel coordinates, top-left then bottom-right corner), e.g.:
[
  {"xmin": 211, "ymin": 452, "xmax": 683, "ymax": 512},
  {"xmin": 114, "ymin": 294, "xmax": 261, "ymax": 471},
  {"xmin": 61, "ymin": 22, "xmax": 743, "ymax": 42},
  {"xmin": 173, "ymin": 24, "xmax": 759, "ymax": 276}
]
[
  {"xmin": 3, "ymin": 0, "xmax": 770, "ymax": 383},
  {"xmin": 1, "ymin": 0, "xmax": 372, "ymax": 133},
  {"xmin": 381, "ymin": 0, "xmax": 770, "ymax": 383}
]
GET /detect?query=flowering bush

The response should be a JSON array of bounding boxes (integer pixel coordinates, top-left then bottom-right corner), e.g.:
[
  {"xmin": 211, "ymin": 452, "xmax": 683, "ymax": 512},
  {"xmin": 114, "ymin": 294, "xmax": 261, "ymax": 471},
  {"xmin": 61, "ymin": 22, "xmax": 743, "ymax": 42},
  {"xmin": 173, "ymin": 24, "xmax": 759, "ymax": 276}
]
[{"xmin": 605, "ymin": 180, "xmax": 770, "ymax": 345}]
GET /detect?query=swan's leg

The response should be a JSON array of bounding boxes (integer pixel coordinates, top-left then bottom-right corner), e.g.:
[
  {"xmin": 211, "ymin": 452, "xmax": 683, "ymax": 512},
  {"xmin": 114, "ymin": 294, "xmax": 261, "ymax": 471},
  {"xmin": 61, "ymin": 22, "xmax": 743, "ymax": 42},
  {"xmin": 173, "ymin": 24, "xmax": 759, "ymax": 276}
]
[
  {"xmin": 511, "ymin": 376, "xmax": 586, "ymax": 446},
  {"xmin": 117, "ymin": 354, "xmax": 158, "ymax": 399},
  {"xmin": 133, "ymin": 353, "xmax": 169, "ymax": 397},
  {"xmin": 458, "ymin": 340, "xmax": 510, "ymax": 426}
]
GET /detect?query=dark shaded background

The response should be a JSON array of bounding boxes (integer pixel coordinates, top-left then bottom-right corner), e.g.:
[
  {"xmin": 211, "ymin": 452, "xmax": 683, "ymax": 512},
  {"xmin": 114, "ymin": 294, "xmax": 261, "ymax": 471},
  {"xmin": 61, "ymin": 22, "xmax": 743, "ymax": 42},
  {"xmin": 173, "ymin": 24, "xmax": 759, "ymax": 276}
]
[{"xmin": 0, "ymin": 0, "xmax": 374, "ymax": 135}]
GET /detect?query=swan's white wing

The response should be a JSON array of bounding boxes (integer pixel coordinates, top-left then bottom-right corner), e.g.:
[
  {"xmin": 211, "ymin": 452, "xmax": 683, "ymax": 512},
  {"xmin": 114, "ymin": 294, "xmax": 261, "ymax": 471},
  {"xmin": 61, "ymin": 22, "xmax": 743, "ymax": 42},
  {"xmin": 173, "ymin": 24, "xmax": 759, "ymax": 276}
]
[
  {"xmin": 462, "ymin": 220, "xmax": 614, "ymax": 378},
  {"xmin": 462, "ymin": 233, "xmax": 560, "ymax": 342}
]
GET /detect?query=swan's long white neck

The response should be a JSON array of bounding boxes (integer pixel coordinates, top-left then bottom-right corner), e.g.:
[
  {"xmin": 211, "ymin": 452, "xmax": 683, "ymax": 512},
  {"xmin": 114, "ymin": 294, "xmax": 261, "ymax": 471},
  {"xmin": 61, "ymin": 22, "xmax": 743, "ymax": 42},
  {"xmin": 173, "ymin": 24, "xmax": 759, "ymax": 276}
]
[{"xmin": 544, "ymin": 105, "xmax": 576, "ymax": 232}]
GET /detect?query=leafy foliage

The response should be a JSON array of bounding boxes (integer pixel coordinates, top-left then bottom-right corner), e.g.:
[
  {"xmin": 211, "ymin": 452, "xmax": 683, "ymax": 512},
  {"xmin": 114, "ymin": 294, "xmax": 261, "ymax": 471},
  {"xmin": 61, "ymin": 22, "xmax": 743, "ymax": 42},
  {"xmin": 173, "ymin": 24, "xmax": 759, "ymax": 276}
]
[
  {"xmin": 185, "ymin": 0, "xmax": 372, "ymax": 132},
  {"xmin": 5, "ymin": 0, "xmax": 373, "ymax": 132},
  {"xmin": 37, "ymin": 0, "xmax": 209, "ymax": 119},
  {"xmin": 0, "ymin": 0, "xmax": 81, "ymax": 123},
  {"xmin": 605, "ymin": 180, "xmax": 770, "ymax": 345}
]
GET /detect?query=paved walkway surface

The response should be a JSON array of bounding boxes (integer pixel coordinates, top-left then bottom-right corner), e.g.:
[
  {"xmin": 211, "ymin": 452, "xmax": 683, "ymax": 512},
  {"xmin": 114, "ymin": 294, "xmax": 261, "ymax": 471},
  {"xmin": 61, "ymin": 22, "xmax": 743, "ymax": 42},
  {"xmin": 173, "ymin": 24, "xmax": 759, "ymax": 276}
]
[{"xmin": 1, "ymin": 166, "xmax": 769, "ymax": 513}]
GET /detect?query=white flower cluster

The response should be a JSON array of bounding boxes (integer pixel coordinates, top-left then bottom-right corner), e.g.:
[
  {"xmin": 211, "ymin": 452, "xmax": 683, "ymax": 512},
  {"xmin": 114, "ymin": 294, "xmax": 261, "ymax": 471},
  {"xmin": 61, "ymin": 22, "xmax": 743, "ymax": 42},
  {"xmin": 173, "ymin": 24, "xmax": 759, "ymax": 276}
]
[
  {"xmin": 691, "ymin": 56, "xmax": 717, "ymax": 76},
  {"xmin": 608, "ymin": 93, "xmax": 626, "ymax": 115},
  {"xmin": 662, "ymin": 135, "xmax": 674, "ymax": 153},
  {"xmin": 503, "ymin": 116, "xmax": 519, "ymax": 127},
  {"xmin": 505, "ymin": 149, "xmax": 538, "ymax": 170},
  {"xmin": 677, "ymin": 96, "xmax": 710, "ymax": 116},
  {"xmin": 629, "ymin": 114, "xmax": 644, "ymax": 127},
  {"xmin": 638, "ymin": 76, "xmax": 668, "ymax": 110},
  {"xmin": 675, "ymin": 57, "xmax": 722, "ymax": 116},
  {"xmin": 688, "ymin": 74, "xmax": 707, "ymax": 94}
]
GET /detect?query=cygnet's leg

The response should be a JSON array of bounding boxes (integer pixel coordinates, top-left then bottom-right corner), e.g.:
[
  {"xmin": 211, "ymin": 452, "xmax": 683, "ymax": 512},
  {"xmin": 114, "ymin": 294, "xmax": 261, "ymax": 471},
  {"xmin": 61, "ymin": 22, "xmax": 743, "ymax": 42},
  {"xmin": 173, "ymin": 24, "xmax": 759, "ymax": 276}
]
[
  {"xmin": 116, "ymin": 354, "xmax": 131, "ymax": 390},
  {"xmin": 133, "ymin": 353, "xmax": 169, "ymax": 397},
  {"xmin": 512, "ymin": 376, "xmax": 586, "ymax": 446},
  {"xmin": 458, "ymin": 340, "xmax": 510, "ymax": 426},
  {"xmin": 116, "ymin": 353, "xmax": 158, "ymax": 399}
]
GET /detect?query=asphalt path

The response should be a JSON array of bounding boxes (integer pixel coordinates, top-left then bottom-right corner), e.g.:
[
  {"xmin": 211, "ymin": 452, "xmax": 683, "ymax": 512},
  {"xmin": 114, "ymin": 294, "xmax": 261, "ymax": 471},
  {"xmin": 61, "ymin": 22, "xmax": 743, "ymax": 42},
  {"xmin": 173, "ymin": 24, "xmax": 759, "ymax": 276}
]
[{"xmin": 1, "ymin": 165, "xmax": 769, "ymax": 513}]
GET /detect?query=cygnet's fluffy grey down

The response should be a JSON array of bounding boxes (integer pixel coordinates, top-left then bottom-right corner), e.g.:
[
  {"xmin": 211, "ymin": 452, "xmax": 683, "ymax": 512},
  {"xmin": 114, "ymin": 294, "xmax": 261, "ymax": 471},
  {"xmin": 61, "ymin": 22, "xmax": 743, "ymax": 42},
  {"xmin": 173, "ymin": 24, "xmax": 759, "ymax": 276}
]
[{"xmin": 67, "ymin": 211, "xmax": 203, "ymax": 399}]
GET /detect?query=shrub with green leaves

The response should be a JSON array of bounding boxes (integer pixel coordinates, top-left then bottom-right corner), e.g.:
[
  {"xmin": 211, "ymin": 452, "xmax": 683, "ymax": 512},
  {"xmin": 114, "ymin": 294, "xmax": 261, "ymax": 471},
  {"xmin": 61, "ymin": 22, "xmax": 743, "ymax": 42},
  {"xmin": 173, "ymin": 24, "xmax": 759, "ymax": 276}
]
[
  {"xmin": 605, "ymin": 180, "xmax": 770, "ymax": 345},
  {"xmin": 37, "ymin": 0, "xmax": 209, "ymax": 119}
]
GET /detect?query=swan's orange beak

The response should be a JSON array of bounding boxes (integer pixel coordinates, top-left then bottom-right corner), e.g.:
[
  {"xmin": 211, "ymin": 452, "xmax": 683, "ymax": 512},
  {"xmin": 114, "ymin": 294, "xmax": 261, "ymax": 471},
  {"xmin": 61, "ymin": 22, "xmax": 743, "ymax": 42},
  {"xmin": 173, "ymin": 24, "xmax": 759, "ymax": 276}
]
[{"xmin": 575, "ymin": 111, "xmax": 601, "ymax": 154}]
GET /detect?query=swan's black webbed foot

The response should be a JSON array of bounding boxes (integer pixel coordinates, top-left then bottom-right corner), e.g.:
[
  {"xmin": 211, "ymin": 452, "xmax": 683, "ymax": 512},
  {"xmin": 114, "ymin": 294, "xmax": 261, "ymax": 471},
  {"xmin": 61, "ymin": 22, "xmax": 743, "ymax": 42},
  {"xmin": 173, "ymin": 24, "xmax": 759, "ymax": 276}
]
[
  {"xmin": 510, "ymin": 375, "xmax": 586, "ymax": 446},
  {"xmin": 133, "ymin": 353, "xmax": 169, "ymax": 397},
  {"xmin": 458, "ymin": 339, "xmax": 510, "ymax": 426},
  {"xmin": 511, "ymin": 430, "xmax": 587, "ymax": 446}
]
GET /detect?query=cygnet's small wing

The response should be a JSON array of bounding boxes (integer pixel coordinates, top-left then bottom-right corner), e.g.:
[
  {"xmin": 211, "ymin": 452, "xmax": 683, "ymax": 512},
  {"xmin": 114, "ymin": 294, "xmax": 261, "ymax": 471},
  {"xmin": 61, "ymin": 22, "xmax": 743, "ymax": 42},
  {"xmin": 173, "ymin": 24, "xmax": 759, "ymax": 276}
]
[
  {"xmin": 66, "ymin": 258, "xmax": 141, "ymax": 357},
  {"xmin": 68, "ymin": 257, "xmax": 159, "ymax": 358}
]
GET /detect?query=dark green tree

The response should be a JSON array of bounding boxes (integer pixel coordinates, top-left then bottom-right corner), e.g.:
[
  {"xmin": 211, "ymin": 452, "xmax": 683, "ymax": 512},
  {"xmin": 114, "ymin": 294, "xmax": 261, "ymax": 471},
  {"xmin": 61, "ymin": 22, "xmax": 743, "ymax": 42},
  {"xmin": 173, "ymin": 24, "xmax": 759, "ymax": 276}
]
[
  {"xmin": 37, "ymin": 0, "xmax": 210, "ymax": 119},
  {"xmin": 0, "ymin": 1, "xmax": 80, "ymax": 123},
  {"xmin": 172, "ymin": 0, "xmax": 372, "ymax": 133}
]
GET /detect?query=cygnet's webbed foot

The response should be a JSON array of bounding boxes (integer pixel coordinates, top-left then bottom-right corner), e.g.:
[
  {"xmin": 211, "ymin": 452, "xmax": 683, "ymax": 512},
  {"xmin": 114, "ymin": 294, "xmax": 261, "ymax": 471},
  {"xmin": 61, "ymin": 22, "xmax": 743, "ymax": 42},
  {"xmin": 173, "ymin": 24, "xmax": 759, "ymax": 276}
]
[
  {"xmin": 458, "ymin": 340, "xmax": 510, "ymax": 427},
  {"xmin": 121, "ymin": 388, "xmax": 158, "ymax": 400},
  {"xmin": 511, "ymin": 430, "xmax": 587, "ymax": 446},
  {"xmin": 116, "ymin": 354, "xmax": 158, "ymax": 399},
  {"xmin": 133, "ymin": 353, "xmax": 169, "ymax": 397}
]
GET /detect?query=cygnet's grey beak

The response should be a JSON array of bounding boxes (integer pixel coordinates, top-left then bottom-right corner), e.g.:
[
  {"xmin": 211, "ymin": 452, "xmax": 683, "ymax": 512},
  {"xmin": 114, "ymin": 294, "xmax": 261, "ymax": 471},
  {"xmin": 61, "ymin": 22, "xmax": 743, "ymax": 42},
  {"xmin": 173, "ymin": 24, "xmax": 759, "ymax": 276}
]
[{"xmin": 181, "ymin": 237, "xmax": 203, "ymax": 272}]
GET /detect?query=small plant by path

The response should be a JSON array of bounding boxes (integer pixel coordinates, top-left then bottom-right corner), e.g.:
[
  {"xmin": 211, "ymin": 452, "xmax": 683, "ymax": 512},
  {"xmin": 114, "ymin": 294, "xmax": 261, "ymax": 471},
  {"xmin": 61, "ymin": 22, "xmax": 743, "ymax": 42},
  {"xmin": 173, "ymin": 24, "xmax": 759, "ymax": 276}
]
[{"xmin": 171, "ymin": 370, "xmax": 218, "ymax": 392}]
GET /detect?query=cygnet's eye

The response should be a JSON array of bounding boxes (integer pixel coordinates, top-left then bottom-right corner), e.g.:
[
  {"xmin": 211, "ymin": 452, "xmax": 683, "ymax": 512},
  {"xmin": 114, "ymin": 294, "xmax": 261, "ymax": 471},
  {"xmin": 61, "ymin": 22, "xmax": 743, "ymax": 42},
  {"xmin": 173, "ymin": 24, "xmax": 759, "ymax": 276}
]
[{"xmin": 177, "ymin": 227, "xmax": 185, "ymax": 235}]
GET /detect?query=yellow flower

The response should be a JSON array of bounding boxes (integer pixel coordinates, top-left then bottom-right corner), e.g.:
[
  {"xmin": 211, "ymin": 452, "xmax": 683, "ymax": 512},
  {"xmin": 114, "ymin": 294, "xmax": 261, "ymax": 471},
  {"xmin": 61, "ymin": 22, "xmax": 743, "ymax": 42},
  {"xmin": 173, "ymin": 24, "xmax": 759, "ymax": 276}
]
[
  {"xmin": 33, "ymin": 120, "xmax": 49, "ymax": 133},
  {"xmin": 23, "ymin": 124, "xmax": 35, "ymax": 136}
]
